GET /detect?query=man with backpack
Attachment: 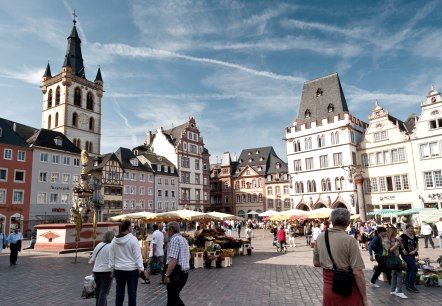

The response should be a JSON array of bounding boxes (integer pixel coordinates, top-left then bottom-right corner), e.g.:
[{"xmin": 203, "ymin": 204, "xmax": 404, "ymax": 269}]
[{"xmin": 368, "ymin": 227, "xmax": 391, "ymax": 287}]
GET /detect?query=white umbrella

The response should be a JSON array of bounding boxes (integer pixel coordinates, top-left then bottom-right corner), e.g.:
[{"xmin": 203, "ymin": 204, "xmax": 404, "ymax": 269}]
[
  {"xmin": 206, "ymin": 211, "xmax": 245, "ymax": 221},
  {"xmin": 307, "ymin": 207, "xmax": 334, "ymax": 219},
  {"xmin": 258, "ymin": 210, "xmax": 277, "ymax": 217},
  {"xmin": 109, "ymin": 211, "xmax": 156, "ymax": 221},
  {"xmin": 247, "ymin": 210, "xmax": 260, "ymax": 215},
  {"xmin": 152, "ymin": 209, "xmax": 212, "ymax": 222}
]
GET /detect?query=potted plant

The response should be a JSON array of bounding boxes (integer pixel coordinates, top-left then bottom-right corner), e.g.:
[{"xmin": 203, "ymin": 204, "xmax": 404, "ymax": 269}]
[
  {"xmin": 215, "ymin": 255, "xmax": 225, "ymax": 268},
  {"xmin": 204, "ymin": 254, "xmax": 214, "ymax": 269}
]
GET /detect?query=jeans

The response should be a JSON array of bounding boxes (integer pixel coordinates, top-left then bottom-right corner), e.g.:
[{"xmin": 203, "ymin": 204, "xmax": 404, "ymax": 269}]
[
  {"xmin": 423, "ymin": 234, "xmax": 435, "ymax": 248},
  {"xmin": 371, "ymin": 256, "xmax": 391, "ymax": 285},
  {"xmin": 390, "ymin": 269, "xmax": 404, "ymax": 293},
  {"xmin": 439, "ymin": 235, "xmax": 442, "ymax": 251},
  {"xmin": 94, "ymin": 272, "xmax": 112, "ymax": 306},
  {"xmin": 167, "ymin": 271, "xmax": 189, "ymax": 306},
  {"xmin": 9, "ymin": 243, "xmax": 20, "ymax": 264},
  {"xmin": 306, "ymin": 234, "xmax": 311, "ymax": 246},
  {"xmin": 403, "ymin": 255, "xmax": 417, "ymax": 289},
  {"xmin": 114, "ymin": 270, "xmax": 139, "ymax": 306}
]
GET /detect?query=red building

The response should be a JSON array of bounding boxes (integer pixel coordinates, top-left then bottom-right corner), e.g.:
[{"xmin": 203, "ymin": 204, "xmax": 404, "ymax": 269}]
[{"xmin": 0, "ymin": 118, "xmax": 34, "ymax": 236}]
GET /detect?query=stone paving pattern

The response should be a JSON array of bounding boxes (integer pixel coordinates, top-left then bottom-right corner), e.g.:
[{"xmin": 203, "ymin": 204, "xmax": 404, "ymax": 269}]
[{"xmin": 1, "ymin": 230, "xmax": 441, "ymax": 306}]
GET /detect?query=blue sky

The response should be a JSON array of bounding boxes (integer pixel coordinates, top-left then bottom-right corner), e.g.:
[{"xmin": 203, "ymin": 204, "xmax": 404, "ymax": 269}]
[{"xmin": 1, "ymin": 0, "xmax": 441, "ymax": 163}]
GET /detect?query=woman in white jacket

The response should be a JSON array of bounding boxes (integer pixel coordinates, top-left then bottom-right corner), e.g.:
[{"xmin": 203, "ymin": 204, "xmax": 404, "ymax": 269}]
[
  {"xmin": 91, "ymin": 230, "xmax": 115, "ymax": 306},
  {"xmin": 109, "ymin": 220, "xmax": 147, "ymax": 306}
]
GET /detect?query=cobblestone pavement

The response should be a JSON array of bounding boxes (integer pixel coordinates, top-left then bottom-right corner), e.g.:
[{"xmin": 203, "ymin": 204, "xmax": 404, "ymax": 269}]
[{"xmin": 1, "ymin": 230, "xmax": 441, "ymax": 306}]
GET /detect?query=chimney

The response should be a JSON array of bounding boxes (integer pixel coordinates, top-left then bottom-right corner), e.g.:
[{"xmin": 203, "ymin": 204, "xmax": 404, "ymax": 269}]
[
  {"xmin": 146, "ymin": 131, "xmax": 152, "ymax": 145},
  {"xmin": 13, "ymin": 122, "xmax": 16, "ymax": 132}
]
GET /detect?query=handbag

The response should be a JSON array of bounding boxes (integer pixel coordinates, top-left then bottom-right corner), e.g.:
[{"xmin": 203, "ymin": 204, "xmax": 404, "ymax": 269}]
[
  {"xmin": 386, "ymin": 253, "xmax": 403, "ymax": 270},
  {"xmin": 325, "ymin": 230, "xmax": 354, "ymax": 297}
]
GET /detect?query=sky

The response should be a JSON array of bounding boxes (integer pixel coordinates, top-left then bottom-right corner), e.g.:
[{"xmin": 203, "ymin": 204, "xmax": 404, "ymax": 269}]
[{"xmin": 1, "ymin": 0, "xmax": 442, "ymax": 164}]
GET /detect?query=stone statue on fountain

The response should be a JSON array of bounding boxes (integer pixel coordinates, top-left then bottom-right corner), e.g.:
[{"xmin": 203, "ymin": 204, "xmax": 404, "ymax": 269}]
[{"xmin": 70, "ymin": 149, "xmax": 95, "ymax": 224}]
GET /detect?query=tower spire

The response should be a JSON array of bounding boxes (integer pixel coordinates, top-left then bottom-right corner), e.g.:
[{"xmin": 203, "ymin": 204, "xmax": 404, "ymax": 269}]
[{"xmin": 63, "ymin": 11, "xmax": 85, "ymax": 78}]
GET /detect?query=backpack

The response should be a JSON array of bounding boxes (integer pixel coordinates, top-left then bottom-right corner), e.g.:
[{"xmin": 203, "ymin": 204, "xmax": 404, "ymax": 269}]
[{"xmin": 371, "ymin": 236, "xmax": 381, "ymax": 253}]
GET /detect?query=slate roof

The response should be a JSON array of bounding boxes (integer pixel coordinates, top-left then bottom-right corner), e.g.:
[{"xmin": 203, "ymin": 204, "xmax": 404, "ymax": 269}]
[
  {"xmin": 27, "ymin": 128, "xmax": 81, "ymax": 153},
  {"xmin": 235, "ymin": 146, "xmax": 287, "ymax": 176},
  {"xmin": 164, "ymin": 122, "xmax": 188, "ymax": 145},
  {"xmin": 115, "ymin": 147, "xmax": 152, "ymax": 172},
  {"xmin": 387, "ymin": 114, "xmax": 409, "ymax": 133},
  {"xmin": 87, "ymin": 153, "xmax": 120, "ymax": 172},
  {"xmin": 137, "ymin": 152, "xmax": 177, "ymax": 175},
  {"xmin": 404, "ymin": 113, "xmax": 418, "ymax": 133},
  {"xmin": 0, "ymin": 118, "xmax": 33, "ymax": 147},
  {"xmin": 63, "ymin": 24, "xmax": 85, "ymax": 78},
  {"xmin": 297, "ymin": 73, "xmax": 349, "ymax": 125}
]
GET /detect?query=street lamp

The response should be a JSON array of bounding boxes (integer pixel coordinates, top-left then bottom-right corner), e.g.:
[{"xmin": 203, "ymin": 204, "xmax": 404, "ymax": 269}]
[{"xmin": 341, "ymin": 165, "xmax": 367, "ymax": 222}]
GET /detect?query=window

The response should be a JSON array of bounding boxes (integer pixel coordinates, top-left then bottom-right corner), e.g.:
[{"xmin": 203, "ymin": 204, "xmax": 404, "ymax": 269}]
[
  {"xmin": 50, "ymin": 193, "xmax": 58, "ymax": 204},
  {"xmin": 74, "ymin": 87, "xmax": 82, "ymax": 106},
  {"xmin": 0, "ymin": 169, "xmax": 7, "ymax": 181},
  {"xmin": 362, "ymin": 154, "xmax": 368, "ymax": 167},
  {"xmin": 87, "ymin": 92, "xmax": 94, "ymax": 110},
  {"xmin": 181, "ymin": 172, "xmax": 190, "ymax": 183},
  {"xmin": 398, "ymin": 148, "xmax": 406, "ymax": 161},
  {"xmin": 139, "ymin": 186, "xmax": 145, "ymax": 195},
  {"xmin": 305, "ymin": 157, "xmax": 314, "ymax": 170},
  {"xmin": 181, "ymin": 157, "xmax": 190, "ymax": 168},
  {"xmin": 148, "ymin": 187, "xmax": 153, "ymax": 195},
  {"xmin": 55, "ymin": 86, "xmax": 60, "ymax": 105},
  {"xmin": 63, "ymin": 156, "xmax": 71, "ymax": 165},
  {"xmin": 61, "ymin": 194, "xmax": 69, "ymax": 204},
  {"xmin": 47, "ymin": 89, "xmax": 53, "ymax": 108},
  {"xmin": 267, "ymin": 187, "xmax": 273, "ymax": 195},
  {"xmin": 420, "ymin": 142, "xmax": 440, "ymax": 159},
  {"xmin": 17, "ymin": 151, "xmax": 26, "ymax": 162},
  {"xmin": 72, "ymin": 175, "xmax": 79, "ymax": 184},
  {"xmin": 194, "ymin": 159, "xmax": 200, "ymax": 170},
  {"xmin": 73, "ymin": 158, "xmax": 80, "ymax": 166},
  {"xmin": 429, "ymin": 118, "xmax": 442, "ymax": 129},
  {"xmin": 374, "ymin": 131, "xmax": 388, "ymax": 141},
  {"xmin": 275, "ymin": 186, "xmax": 281, "ymax": 195},
  {"xmin": 14, "ymin": 170, "xmax": 25, "ymax": 182},
  {"xmin": 72, "ymin": 113, "xmax": 78, "ymax": 127},
  {"xmin": 51, "ymin": 172, "xmax": 59, "ymax": 184},
  {"xmin": 62, "ymin": 173, "xmax": 70, "ymax": 184},
  {"xmin": 195, "ymin": 174, "xmax": 200, "ymax": 185},
  {"xmin": 85, "ymin": 141, "xmax": 93, "ymax": 153},
  {"xmin": 294, "ymin": 159, "xmax": 302, "ymax": 172},
  {"xmin": 37, "ymin": 192, "xmax": 46, "ymax": 204},
  {"xmin": 0, "ymin": 189, "xmax": 6, "ymax": 204},
  {"xmin": 4, "ymin": 148, "xmax": 12, "ymax": 160},
  {"xmin": 293, "ymin": 140, "xmax": 301, "ymax": 152},
  {"xmin": 327, "ymin": 103, "xmax": 334, "ymax": 112},
  {"xmin": 333, "ymin": 153, "xmax": 343, "ymax": 167},
  {"xmin": 13, "ymin": 190, "xmax": 24, "ymax": 204},
  {"xmin": 319, "ymin": 155, "xmax": 328, "ymax": 168},
  {"xmin": 48, "ymin": 115, "xmax": 51, "ymax": 129},
  {"xmin": 140, "ymin": 173, "xmax": 145, "ymax": 181},
  {"xmin": 157, "ymin": 178, "xmax": 162, "ymax": 185},
  {"xmin": 52, "ymin": 154, "xmax": 60, "ymax": 164},
  {"xmin": 317, "ymin": 135, "xmax": 325, "ymax": 148},
  {"xmin": 424, "ymin": 170, "xmax": 442, "ymax": 189},
  {"xmin": 267, "ymin": 199, "xmax": 274, "ymax": 208},
  {"xmin": 148, "ymin": 174, "xmax": 154, "ymax": 182},
  {"xmin": 304, "ymin": 138, "xmax": 312, "ymax": 150},
  {"xmin": 376, "ymin": 152, "xmax": 383, "ymax": 165},
  {"xmin": 371, "ymin": 178, "xmax": 378, "ymax": 192},
  {"xmin": 189, "ymin": 144, "xmax": 197, "ymax": 154},
  {"xmin": 89, "ymin": 117, "xmax": 94, "ymax": 131},
  {"xmin": 305, "ymin": 109, "xmax": 311, "ymax": 118}
]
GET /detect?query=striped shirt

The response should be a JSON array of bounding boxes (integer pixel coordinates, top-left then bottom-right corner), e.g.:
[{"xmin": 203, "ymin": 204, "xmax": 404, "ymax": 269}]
[{"xmin": 166, "ymin": 233, "xmax": 190, "ymax": 271}]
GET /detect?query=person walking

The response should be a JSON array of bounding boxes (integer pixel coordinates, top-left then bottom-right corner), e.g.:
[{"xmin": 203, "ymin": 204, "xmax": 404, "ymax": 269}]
[
  {"xmin": 146, "ymin": 222, "xmax": 165, "ymax": 284},
  {"xmin": 311, "ymin": 223, "xmax": 321, "ymax": 248},
  {"xmin": 313, "ymin": 208, "xmax": 370, "ymax": 306},
  {"xmin": 6, "ymin": 228, "xmax": 23, "ymax": 265},
  {"xmin": 164, "ymin": 221, "xmax": 190, "ymax": 306},
  {"xmin": 368, "ymin": 226, "xmax": 391, "ymax": 287},
  {"xmin": 304, "ymin": 221, "xmax": 312, "ymax": 246},
  {"xmin": 288, "ymin": 224, "xmax": 296, "ymax": 247},
  {"xmin": 109, "ymin": 220, "xmax": 146, "ymax": 306},
  {"xmin": 91, "ymin": 230, "xmax": 115, "ymax": 306},
  {"xmin": 245, "ymin": 224, "xmax": 253, "ymax": 243},
  {"xmin": 398, "ymin": 224, "xmax": 419, "ymax": 293},
  {"xmin": 386, "ymin": 227, "xmax": 407, "ymax": 299},
  {"xmin": 236, "ymin": 222, "xmax": 242, "ymax": 238},
  {"xmin": 436, "ymin": 217, "xmax": 442, "ymax": 251},
  {"xmin": 0, "ymin": 228, "xmax": 6, "ymax": 254},
  {"xmin": 420, "ymin": 221, "xmax": 435, "ymax": 249}
]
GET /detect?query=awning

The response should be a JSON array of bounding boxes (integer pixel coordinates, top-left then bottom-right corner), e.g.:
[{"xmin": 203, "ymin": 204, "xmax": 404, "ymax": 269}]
[
  {"xmin": 366, "ymin": 209, "xmax": 401, "ymax": 216},
  {"xmin": 396, "ymin": 208, "xmax": 438, "ymax": 216}
]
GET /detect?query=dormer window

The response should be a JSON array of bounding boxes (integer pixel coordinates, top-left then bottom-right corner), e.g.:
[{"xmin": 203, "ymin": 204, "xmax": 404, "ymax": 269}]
[
  {"xmin": 327, "ymin": 103, "xmax": 334, "ymax": 113},
  {"xmin": 248, "ymin": 158, "xmax": 253, "ymax": 162},
  {"xmin": 432, "ymin": 97, "xmax": 436, "ymax": 103},
  {"xmin": 255, "ymin": 151, "xmax": 260, "ymax": 154},
  {"xmin": 0, "ymin": 127, "xmax": 2, "ymax": 137},
  {"xmin": 54, "ymin": 137, "xmax": 62, "ymax": 146},
  {"xmin": 276, "ymin": 162, "xmax": 281, "ymax": 169},
  {"xmin": 260, "ymin": 157, "xmax": 264, "ymax": 161},
  {"xmin": 305, "ymin": 109, "xmax": 311, "ymax": 118},
  {"xmin": 130, "ymin": 159, "xmax": 139, "ymax": 167},
  {"xmin": 431, "ymin": 110, "xmax": 439, "ymax": 116},
  {"xmin": 316, "ymin": 88, "xmax": 323, "ymax": 97},
  {"xmin": 248, "ymin": 152, "xmax": 252, "ymax": 155}
]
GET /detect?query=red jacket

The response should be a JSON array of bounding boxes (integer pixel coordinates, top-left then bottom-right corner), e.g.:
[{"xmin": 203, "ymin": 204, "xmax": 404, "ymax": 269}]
[{"xmin": 276, "ymin": 229, "xmax": 286, "ymax": 242}]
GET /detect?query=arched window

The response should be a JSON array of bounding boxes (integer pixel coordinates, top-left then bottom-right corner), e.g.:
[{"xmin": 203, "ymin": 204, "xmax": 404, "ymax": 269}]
[
  {"xmin": 335, "ymin": 177, "xmax": 341, "ymax": 190},
  {"xmin": 316, "ymin": 88, "xmax": 323, "ymax": 97},
  {"xmin": 72, "ymin": 113, "xmax": 78, "ymax": 127},
  {"xmin": 55, "ymin": 112, "xmax": 59, "ymax": 127},
  {"xmin": 74, "ymin": 87, "xmax": 81, "ymax": 106},
  {"xmin": 55, "ymin": 86, "xmax": 60, "ymax": 105},
  {"xmin": 253, "ymin": 194, "xmax": 257, "ymax": 202},
  {"xmin": 350, "ymin": 131, "xmax": 355, "ymax": 143},
  {"xmin": 89, "ymin": 117, "xmax": 94, "ymax": 131},
  {"xmin": 236, "ymin": 195, "xmax": 240, "ymax": 203},
  {"xmin": 252, "ymin": 179, "xmax": 257, "ymax": 188},
  {"xmin": 305, "ymin": 109, "xmax": 311, "ymax": 118},
  {"xmin": 47, "ymin": 115, "xmax": 51, "ymax": 129},
  {"xmin": 340, "ymin": 176, "xmax": 346, "ymax": 190},
  {"xmin": 326, "ymin": 179, "xmax": 331, "ymax": 191},
  {"xmin": 311, "ymin": 180, "xmax": 316, "ymax": 192},
  {"xmin": 327, "ymin": 103, "xmax": 334, "ymax": 113},
  {"xmin": 258, "ymin": 193, "xmax": 262, "ymax": 201},
  {"xmin": 85, "ymin": 141, "xmax": 93, "ymax": 153},
  {"xmin": 242, "ymin": 194, "xmax": 246, "ymax": 203},
  {"xmin": 86, "ymin": 92, "xmax": 94, "ymax": 110},
  {"xmin": 321, "ymin": 179, "xmax": 326, "ymax": 191},
  {"xmin": 73, "ymin": 138, "xmax": 81, "ymax": 149},
  {"xmin": 335, "ymin": 132, "xmax": 339, "ymax": 144},
  {"xmin": 47, "ymin": 89, "xmax": 53, "ymax": 108},
  {"xmin": 331, "ymin": 132, "xmax": 335, "ymax": 145},
  {"xmin": 300, "ymin": 182, "xmax": 304, "ymax": 193}
]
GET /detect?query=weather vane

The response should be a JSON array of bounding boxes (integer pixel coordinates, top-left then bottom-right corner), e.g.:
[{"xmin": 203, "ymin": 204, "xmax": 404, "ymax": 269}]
[{"xmin": 72, "ymin": 10, "xmax": 77, "ymax": 25}]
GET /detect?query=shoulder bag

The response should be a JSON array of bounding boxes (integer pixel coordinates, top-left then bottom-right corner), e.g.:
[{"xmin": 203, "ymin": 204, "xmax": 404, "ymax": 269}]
[
  {"xmin": 325, "ymin": 230, "xmax": 354, "ymax": 297},
  {"xmin": 386, "ymin": 240, "xmax": 403, "ymax": 270}
]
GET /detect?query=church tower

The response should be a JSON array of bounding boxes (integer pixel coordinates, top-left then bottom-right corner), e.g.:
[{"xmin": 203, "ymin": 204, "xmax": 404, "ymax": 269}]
[{"xmin": 41, "ymin": 16, "xmax": 103, "ymax": 155}]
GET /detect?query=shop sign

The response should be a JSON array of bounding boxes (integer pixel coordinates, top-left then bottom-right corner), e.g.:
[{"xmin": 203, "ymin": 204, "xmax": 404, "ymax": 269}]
[
  {"xmin": 52, "ymin": 208, "xmax": 66, "ymax": 213},
  {"xmin": 50, "ymin": 185, "xmax": 69, "ymax": 191},
  {"xmin": 428, "ymin": 193, "xmax": 442, "ymax": 200},
  {"xmin": 380, "ymin": 196, "xmax": 395, "ymax": 201}
]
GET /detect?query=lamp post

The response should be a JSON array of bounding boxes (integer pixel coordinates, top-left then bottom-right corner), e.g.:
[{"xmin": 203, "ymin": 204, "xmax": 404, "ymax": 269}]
[
  {"xmin": 342, "ymin": 165, "xmax": 367, "ymax": 222},
  {"xmin": 289, "ymin": 173, "xmax": 297, "ymax": 210}
]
